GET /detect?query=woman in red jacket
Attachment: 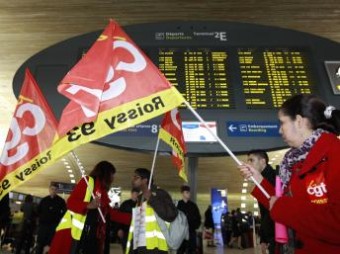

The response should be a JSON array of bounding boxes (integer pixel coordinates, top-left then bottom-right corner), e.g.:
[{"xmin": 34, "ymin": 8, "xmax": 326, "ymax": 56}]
[
  {"xmin": 239, "ymin": 94, "xmax": 340, "ymax": 253},
  {"xmin": 49, "ymin": 161, "xmax": 131, "ymax": 254}
]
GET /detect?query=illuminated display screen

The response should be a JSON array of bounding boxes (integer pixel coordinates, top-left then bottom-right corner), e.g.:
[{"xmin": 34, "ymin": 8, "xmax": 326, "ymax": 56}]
[
  {"xmin": 143, "ymin": 47, "xmax": 234, "ymax": 109},
  {"xmin": 239, "ymin": 48, "xmax": 316, "ymax": 109},
  {"xmin": 155, "ymin": 48, "xmax": 233, "ymax": 109},
  {"xmin": 143, "ymin": 47, "xmax": 316, "ymax": 109}
]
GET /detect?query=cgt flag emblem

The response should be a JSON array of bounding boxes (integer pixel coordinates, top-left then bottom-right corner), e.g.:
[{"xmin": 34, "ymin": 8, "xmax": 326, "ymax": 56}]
[
  {"xmin": 0, "ymin": 69, "xmax": 58, "ymax": 199},
  {"xmin": 56, "ymin": 20, "xmax": 185, "ymax": 153}
]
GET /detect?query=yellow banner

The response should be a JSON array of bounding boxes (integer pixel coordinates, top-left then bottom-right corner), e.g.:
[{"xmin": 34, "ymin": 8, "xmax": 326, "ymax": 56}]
[
  {"xmin": 56, "ymin": 86, "xmax": 185, "ymax": 152},
  {"xmin": 159, "ymin": 128, "xmax": 187, "ymax": 182},
  {"xmin": 0, "ymin": 147, "xmax": 61, "ymax": 199},
  {"xmin": 0, "ymin": 87, "xmax": 185, "ymax": 199}
]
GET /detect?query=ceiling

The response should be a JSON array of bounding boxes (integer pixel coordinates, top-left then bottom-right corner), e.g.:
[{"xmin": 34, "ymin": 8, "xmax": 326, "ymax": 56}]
[{"xmin": 0, "ymin": 0, "xmax": 339, "ymax": 213}]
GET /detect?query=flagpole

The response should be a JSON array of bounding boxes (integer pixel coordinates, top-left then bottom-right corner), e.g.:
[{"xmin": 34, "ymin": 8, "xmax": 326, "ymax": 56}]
[
  {"xmin": 71, "ymin": 151, "xmax": 106, "ymax": 223},
  {"xmin": 149, "ymin": 137, "xmax": 160, "ymax": 190},
  {"xmin": 183, "ymin": 100, "xmax": 270, "ymax": 199}
]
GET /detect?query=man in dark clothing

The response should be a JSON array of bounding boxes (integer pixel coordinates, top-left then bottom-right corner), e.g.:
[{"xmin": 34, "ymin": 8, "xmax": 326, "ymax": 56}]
[
  {"xmin": 117, "ymin": 188, "xmax": 139, "ymax": 252},
  {"xmin": 36, "ymin": 183, "xmax": 66, "ymax": 254},
  {"xmin": 177, "ymin": 185, "xmax": 201, "ymax": 254},
  {"xmin": 247, "ymin": 149, "xmax": 276, "ymax": 254}
]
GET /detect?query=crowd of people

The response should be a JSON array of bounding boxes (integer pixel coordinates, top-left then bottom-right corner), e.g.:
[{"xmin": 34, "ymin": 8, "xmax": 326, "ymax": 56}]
[{"xmin": 0, "ymin": 94, "xmax": 339, "ymax": 254}]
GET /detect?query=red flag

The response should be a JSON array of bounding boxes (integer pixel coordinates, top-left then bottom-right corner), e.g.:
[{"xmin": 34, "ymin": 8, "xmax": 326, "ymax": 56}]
[
  {"xmin": 0, "ymin": 69, "xmax": 58, "ymax": 199},
  {"xmin": 159, "ymin": 109, "xmax": 187, "ymax": 182},
  {"xmin": 58, "ymin": 19, "xmax": 184, "ymax": 136},
  {"xmin": 57, "ymin": 21, "xmax": 114, "ymax": 135}
]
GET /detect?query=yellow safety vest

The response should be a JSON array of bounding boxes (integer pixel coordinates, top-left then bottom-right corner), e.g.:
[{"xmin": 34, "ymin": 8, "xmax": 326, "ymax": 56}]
[
  {"xmin": 125, "ymin": 202, "xmax": 168, "ymax": 254},
  {"xmin": 55, "ymin": 177, "xmax": 94, "ymax": 240}
]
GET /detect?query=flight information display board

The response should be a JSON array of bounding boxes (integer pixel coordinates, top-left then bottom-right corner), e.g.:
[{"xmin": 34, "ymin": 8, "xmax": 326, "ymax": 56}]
[
  {"xmin": 238, "ymin": 48, "xmax": 315, "ymax": 109},
  {"xmin": 144, "ymin": 47, "xmax": 316, "ymax": 109},
  {"xmin": 155, "ymin": 48, "xmax": 233, "ymax": 109}
]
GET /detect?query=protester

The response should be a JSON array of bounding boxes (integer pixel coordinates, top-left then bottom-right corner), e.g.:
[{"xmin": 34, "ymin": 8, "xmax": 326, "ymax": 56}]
[
  {"xmin": 176, "ymin": 185, "xmax": 201, "ymax": 254},
  {"xmin": 247, "ymin": 150, "xmax": 276, "ymax": 254},
  {"xmin": 49, "ymin": 161, "xmax": 131, "ymax": 254},
  {"xmin": 36, "ymin": 183, "xmax": 66, "ymax": 254},
  {"xmin": 126, "ymin": 168, "xmax": 178, "ymax": 254},
  {"xmin": 239, "ymin": 94, "xmax": 340, "ymax": 253},
  {"xmin": 117, "ymin": 188, "xmax": 139, "ymax": 252}
]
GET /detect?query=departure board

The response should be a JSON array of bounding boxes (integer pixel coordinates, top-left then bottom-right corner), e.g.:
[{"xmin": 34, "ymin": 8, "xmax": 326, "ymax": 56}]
[
  {"xmin": 239, "ymin": 48, "xmax": 316, "ymax": 109},
  {"xmin": 145, "ymin": 47, "xmax": 234, "ymax": 109},
  {"xmin": 145, "ymin": 47, "xmax": 316, "ymax": 110}
]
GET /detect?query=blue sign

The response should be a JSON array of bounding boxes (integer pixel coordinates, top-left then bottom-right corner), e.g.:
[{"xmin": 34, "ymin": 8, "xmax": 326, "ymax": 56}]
[{"xmin": 226, "ymin": 121, "xmax": 280, "ymax": 137}]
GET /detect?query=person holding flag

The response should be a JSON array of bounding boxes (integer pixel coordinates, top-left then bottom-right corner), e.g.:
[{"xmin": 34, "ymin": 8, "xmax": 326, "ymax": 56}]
[
  {"xmin": 239, "ymin": 94, "xmax": 340, "ymax": 253},
  {"xmin": 126, "ymin": 168, "xmax": 178, "ymax": 254},
  {"xmin": 49, "ymin": 161, "xmax": 131, "ymax": 254}
]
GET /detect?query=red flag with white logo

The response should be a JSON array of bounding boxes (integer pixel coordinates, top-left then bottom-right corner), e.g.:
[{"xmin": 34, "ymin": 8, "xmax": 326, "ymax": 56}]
[
  {"xmin": 159, "ymin": 109, "xmax": 188, "ymax": 182},
  {"xmin": 57, "ymin": 21, "xmax": 114, "ymax": 135},
  {"xmin": 57, "ymin": 19, "xmax": 184, "ymax": 136},
  {"xmin": 0, "ymin": 69, "xmax": 58, "ymax": 199}
]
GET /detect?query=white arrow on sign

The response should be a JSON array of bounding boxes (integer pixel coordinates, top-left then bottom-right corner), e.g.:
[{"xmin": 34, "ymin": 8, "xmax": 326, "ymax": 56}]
[
  {"xmin": 228, "ymin": 124, "xmax": 237, "ymax": 132},
  {"xmin": 336, "ymin": 66, "xmax": 340, "ymax": 78}
]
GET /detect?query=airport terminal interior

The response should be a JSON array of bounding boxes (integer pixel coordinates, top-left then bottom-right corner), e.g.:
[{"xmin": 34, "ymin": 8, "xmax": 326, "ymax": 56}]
[{"xmin": 0, "ymin": 0, "xmax": 339, "ymax": 253}]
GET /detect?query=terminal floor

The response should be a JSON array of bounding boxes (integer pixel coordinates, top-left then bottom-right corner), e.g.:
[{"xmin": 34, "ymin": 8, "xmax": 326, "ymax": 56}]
[
  {"xmin": 2, "ymin": 243, "xmax": 258, "ymax": 254},
  {"xmin": 3, "ymin": 228, "xmax": 260, "ymax": 254},
  {"xmin": 110, "ymin": 243, "xmax": 258, "ymax": 254},
  {"xmin": 110, "ymin": 226, "xmax": 261, "ymax": 254}
]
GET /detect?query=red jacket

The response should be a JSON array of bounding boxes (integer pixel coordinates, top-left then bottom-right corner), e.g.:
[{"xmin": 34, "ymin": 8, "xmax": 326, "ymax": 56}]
[
  {"xmin": 252, "ymin": 133, "xmax": 340, "ymax": 254},
  {"xmin": 49, "ymin": 177, "xmax": 131, "ymax": 254}
]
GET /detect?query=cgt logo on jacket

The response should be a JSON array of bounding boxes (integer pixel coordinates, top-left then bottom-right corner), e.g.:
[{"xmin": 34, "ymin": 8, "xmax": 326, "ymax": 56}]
[{"xmin": 305, "ymin": 171, "xmax": 328, "ymax": 204}]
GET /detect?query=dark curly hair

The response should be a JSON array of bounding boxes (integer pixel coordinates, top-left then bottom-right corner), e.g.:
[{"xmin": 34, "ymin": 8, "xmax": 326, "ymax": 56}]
[{"xmin": 89, "ymin": 161, "xmax": 116, "ymax": 190}]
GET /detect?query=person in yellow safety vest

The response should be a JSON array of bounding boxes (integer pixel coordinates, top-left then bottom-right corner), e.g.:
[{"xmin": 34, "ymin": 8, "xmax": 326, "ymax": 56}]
[
  {"xmin": 126, "ymin": 168, "xmax": 178, "ymax": 254},
  {"xmin": 49, "ymin": 161, "xmax": 131, "ymax": 254}
]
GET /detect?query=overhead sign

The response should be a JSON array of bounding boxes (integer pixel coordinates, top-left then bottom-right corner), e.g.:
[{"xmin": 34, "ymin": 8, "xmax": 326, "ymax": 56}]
[
  {"xmin": 109, "ymin": 120, "xmax": 159, "ymax": 137},
  {"xmin": 226, "ymin": 121, "xmax": 280, "ymax": 137},
  {"xmin": 182, "ymin": 121, "xmax": 218, "ymax": 142}
]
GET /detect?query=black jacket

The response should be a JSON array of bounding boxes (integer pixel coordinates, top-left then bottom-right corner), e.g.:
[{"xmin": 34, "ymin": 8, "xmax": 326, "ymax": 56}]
[
  {"xmin": 148, "ymin": 187, "xmax": 178, "ymax": 222},
  {"xmin": 177, "ymin": 200, "xmax": 201, "ymax": 233},
  {"xmin": 37, "ymin": 195, "xmax": 66, "ymax": 224}
]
